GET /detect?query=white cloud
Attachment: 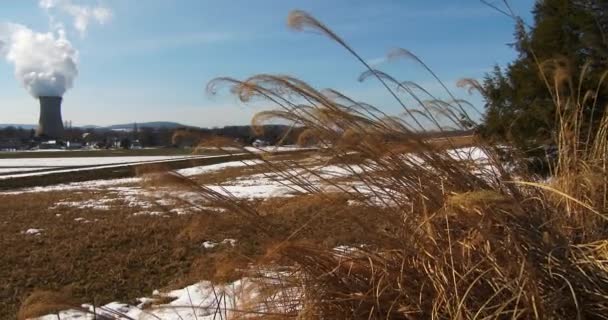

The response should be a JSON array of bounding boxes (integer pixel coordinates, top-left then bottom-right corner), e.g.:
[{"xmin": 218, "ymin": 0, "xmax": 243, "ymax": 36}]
[{"xmin": 39, "ymin": 0, "xmax": 113, "ymax": 36}]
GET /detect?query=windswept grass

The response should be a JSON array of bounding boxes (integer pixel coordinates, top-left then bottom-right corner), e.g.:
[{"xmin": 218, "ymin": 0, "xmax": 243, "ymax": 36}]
[{"xmin": 195, "ymin": 10, "xmax": 608, "ymax": 319}]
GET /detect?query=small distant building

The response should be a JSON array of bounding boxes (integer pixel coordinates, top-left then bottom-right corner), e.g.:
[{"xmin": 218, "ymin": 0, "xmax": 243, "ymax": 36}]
[
  {"xmin": 38, "ymin": 140, "xmax": 63, "ymax": 150},
  {"xmin": 252, "ymin": 139, "xmax": 269, "ymax": 147},
  {"xmin": 0, "ymin": 138, "xmax": 22, "ymax": 150},
  {"xmin": 85, "ymin": 141, "xmax": 103, "ymax": 149},
  {"xmin": 66, "ymin": 141, "xmax": 83, "ymax": 149},
  {"xmin": 112, "ymin": 138, "xmax": 122, "ymax": 149},
  {"xmin": 131, "ymin": 140, "xmax": 143, "ymax": 149}
]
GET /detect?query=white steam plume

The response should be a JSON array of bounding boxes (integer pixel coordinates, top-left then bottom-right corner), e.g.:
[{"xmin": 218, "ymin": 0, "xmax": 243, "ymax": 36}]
[
  {"xmin": 0, "ymin": 1, "xmax": 111, "ymax": 98},
  {"xmin": 39, "ymin": 0, "xmax": 112, "ymax": 36},
  {"xmin": 0, "ymin": 23, "xmax": 78, "ymax": 97}
]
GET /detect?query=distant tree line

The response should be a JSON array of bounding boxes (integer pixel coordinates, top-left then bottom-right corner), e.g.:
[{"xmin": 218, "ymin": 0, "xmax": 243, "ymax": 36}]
[{"xmin": 0, "ymin": 124, "xmax": 303, "ymax": 149}]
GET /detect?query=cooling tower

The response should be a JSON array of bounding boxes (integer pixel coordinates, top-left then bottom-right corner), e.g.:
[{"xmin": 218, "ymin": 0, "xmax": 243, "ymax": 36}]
[{"xmin": 36, "ymin": 96, "xmax": 64, "ymax": 139}]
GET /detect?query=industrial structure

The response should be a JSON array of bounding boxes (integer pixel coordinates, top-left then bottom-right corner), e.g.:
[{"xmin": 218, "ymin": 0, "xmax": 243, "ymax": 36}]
[{"xmin": 36, "ymin": 96, "xmax": 64, "ymax": 139}]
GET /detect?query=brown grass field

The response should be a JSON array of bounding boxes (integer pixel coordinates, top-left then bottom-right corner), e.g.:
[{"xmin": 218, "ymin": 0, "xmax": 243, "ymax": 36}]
[
  {"xmin": 2, "ymin": 136, "xmax": 478, "ymax": 318},
  {"xmin": 0, "ymin": 154, "xmax": 405, "ymax": 317}
]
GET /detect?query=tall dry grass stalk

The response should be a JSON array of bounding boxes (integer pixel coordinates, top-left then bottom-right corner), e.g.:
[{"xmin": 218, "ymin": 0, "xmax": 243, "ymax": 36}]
[
  {"xmin": 539, "ymin": 58, "xmax": 608, "ymax": 229},
  {"xmin": 196, "ymin": 10, "xmax": 608, "ymax": 319}
]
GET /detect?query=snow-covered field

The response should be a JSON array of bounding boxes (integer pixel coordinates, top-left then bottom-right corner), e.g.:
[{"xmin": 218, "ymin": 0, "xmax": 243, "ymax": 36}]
[
  {"xmin": 2, "ymin": 159, "xmax": 288, "ymax": 218},
  {"xmin": 0, "ymin": 146, "xmax": 311, "ymax": 179},
  {"xmin": 0, "ymin": 154, "xmax": 240, "ymax": 180},
  {"xmin": 0, "ymin": 155, "xmax": 213, "ymax": 176},
  {"xmin": 0, "ymin": 156, "xmax": 198, "ymax": 168},
  {"xmin": 2, "ymin": 147, "xmax": 491, "ymax": 212},
  {"xmin": 1, "ymin": 159, "xmax": 369, "ymax": 211},
  {"xmin": 0, "ymin": 167, "xmax": 54, "ymax": 174}
]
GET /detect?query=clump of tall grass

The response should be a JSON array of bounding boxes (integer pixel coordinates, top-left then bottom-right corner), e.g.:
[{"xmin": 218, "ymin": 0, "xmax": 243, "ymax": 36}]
[
  {"xmin": 18, "ymin": 290, "xmax": 80, "ymax": 320},
  {"xmin": 199, "ymin": 10, "xmax": 608, "ymax": 319}
]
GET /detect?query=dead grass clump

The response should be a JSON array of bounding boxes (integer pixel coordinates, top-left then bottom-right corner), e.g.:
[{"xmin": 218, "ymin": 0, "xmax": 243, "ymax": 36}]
[
  {"xmin": 257, "ymin": 194, "xmax": 400, "ymax": 248},
  {"xmin": 190, "ymin": 164, "xmax": 268, "ymax": 185},
  {"xmin": 446, "ymin": 190, "xmax": 508, "ymax": 208},
  {"xmin": 195, "ymin": 135, "xmax": 244, "ymax": 153},
  {"xmin": 17, "ymin": 290, "xmax": 79, "ymax": 320},
  {"xmin": 172, "ymin": 129, "xmax": 204, "ymax": 147},
  {"xmin": 191, "ymin": 10, "xmax": 608, "ymax": 319}
]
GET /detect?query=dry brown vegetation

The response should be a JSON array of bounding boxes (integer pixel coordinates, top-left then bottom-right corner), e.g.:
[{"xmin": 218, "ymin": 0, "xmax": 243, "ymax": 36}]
[
  {"xmin": 164, "ymin": 10, "xmax": 608, "ymax": 319},
  {"xmin": 11, "ymin": 7, "xmax": 608, "ymax": 320},
  {"xmin": 0, "ymin": 190, "xmax": 204, "ymax": 318},
  {"xmin": 2, "ymin": 160, "xmax": 398, "ymax": 318}
]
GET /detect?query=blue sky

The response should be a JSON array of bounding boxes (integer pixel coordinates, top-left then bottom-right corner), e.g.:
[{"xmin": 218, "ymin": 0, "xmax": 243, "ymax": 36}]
[{"xmin": 0, "ymin": 0, "xmax": 534, "ymax": 127}]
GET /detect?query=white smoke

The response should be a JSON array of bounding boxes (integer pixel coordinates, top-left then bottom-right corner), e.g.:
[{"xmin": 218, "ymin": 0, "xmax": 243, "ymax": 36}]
[
  {"xmin": 0, "ymin": 1, "xmax": 111, "ymax": 98},
  {"xmin": 39, "ymin": 0, "xmax": 112, "ymax": 36},
  {"xmin": 0, "ymin": 23, "xmax": 78, "ymax": 97}
]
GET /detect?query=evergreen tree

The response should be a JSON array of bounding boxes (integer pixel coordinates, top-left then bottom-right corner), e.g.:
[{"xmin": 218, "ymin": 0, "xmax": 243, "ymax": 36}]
[{"xmin": 480, "ymin": 0, "xmax": 608, "ymax": 149}]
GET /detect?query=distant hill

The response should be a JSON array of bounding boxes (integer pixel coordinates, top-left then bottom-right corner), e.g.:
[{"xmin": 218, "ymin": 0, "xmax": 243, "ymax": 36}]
[
  {"xmin": 0, "ymin": 124, "xmax": 36, "ymax": 130},
  {"xmin": 0, "ymin": 122, "xmax": 194, "ymax": 131},
  {"xmin": 107, "ymin": 122, "xmax": 193, "ymax": 130}
]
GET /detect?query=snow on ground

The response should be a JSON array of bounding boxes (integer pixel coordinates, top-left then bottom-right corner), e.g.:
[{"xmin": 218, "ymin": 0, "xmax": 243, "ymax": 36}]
[
  {"xmin": 3, "ymin": 146, "xmax": 492, "ymax": 216},
  {"xmin": 36, "ymin": 278, "xmax": 255, "ymax": 320},
  {"xmin": 0, "ymin": 156, "xmax": 195, "ymax": 168},
  {"xmin": 2, "ymin": 147, "xmax": 491, "ymax": 206},
  {"xmin": 197, "ymin": 145, "xmax": 311, "ymax": 153},
  {"xmin": 176, "ymin": 159, "xmax": 261, "ymax": 176},
  {"xmin": 202, "ymin": 238, "xmax": 237, "ymax": 249},
  {"xmin": 0, "ymin": 154, "xmax": 240, "ymax": 180},
  {"xmin": 0, "ymin": 146, "xmax": 311, "ymax": 179},
  {"xmin": 0, "ymin": 167, "xmax": 58, "ymax": 174},
  {"xmin": 3, "ymin": 147, "xmax": 491, "ymax": 214},
  {"xmin": 1, "ymin": 160, "xmax": 274, "ymax": 215},
  {"xmin": 22, "ymin": 228, "xmax": 43, "ymax": 236},
  {"xmin": 1, "ymin": 159, "xmax": 362, "ymax": 215},
  {"xmin": 448, "ymin": 146, "xmax": 490, "ymax": 162},
  {"xmin": 1, "ymin": 177, "xmax": 141, "ymax": 195},
  {"xmin": 28, "ymin": 147, "xmax": 491, "ymax": 319}
]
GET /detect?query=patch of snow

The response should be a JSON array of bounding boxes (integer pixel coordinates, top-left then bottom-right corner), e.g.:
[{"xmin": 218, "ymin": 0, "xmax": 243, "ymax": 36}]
[
  {"xmin": 35, "ymin": 279, "xmax": 256, "ymax": 320},
  {"xmin": 245, "ymin": 145, "xmax": 314, "ymax": 153},
  {"xmin": 0, "ymin": 156, "xmax": 198, "ymax": 168},
  {"xmin": 202, "ymin": 241, "xmax": 218, "ymax": 249},
  {"xmin": 223, "ymin": 238, "xmax": 237, "ymax": 246},
  {"xmin": 197, "ymin": 145, "xmax": 312, "ymax": 154},
  {"xmin": 0, "ymin": 167, "xmax": 58, "ymax": 174},
  {"xmin": 176, "ymin": 159, "xmax": 261, "ymax": 176},
  {"xmin": 133, "ymin": 211, "xmax": 164, "ymax": 216},
  {"xmin": 53, "ymin": 198, "xmax": 116, "ymax": 210},
  {"xmin": 0, "ymin": 177, "xmax": 140, "ymax": 195},
  {"xmin": 22, "ymin": 228, "xmax": 43, "ymax": 236},
  {"xmin": 202, "ymin": 238, "xmax": 237, "ymax": 249},
  {"xmin": 448, "ymin": 146, "xmax": 490, "ymax": 162}
]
